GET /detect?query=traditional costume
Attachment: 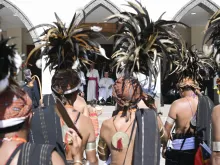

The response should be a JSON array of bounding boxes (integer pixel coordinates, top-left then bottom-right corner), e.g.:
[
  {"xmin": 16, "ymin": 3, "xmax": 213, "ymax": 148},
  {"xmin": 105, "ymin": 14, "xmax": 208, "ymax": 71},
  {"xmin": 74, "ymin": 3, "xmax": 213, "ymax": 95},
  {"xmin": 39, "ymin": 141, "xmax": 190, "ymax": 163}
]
[
  {"xmin": 203, "ymin": 10, "xmax": 220, "ymax": 156},
  {"xmin": 163, "ymin": 30, "xmax": 217, "ymax": 164},
  {"xmin": 98, "ymin": 72, "xmax": 114, "ymax": 101},
  {"xmin": 87, "ymin": 68, "xmax": 99, "ymax": 101},
  {"xmin": 26, "ymin": 12, "xmax": 107, "ymax": 164},
  {"xmin": 98, "ymin": 1, "xmax": 185, "ymax": 164},
  {"xmin": 0, "ymin": 35, "xmax": 57, "ymax": 165}
]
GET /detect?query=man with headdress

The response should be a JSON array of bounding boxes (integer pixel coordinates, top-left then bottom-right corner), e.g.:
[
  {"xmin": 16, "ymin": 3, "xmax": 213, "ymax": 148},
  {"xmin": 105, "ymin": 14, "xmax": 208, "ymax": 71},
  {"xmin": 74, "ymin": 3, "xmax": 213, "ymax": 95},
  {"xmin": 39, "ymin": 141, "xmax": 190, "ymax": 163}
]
[
  {"xmin": 201, "ymin": 10, "xmax": 220, "ymax": 165},
  {"xmin": 0, "ymin": 36, "xmax": 82, "ymax": 165},
  {"xmin": 87, "ymin": 63, "xmax": 99, "ymax": 102},
  {"xmin": 98, "ymin": 71, "xmax": 114, "ymax": 104},
  {"xmin": 162, "ymin": 46, "xmax": 216, "ymax": 164},
  {"xmin": 26, "ymin": 13, "xmax": 107, "ymax": 164},
  {"xmin": 97, "ymin": 1, "xmax": 185, "ymax": 164}
]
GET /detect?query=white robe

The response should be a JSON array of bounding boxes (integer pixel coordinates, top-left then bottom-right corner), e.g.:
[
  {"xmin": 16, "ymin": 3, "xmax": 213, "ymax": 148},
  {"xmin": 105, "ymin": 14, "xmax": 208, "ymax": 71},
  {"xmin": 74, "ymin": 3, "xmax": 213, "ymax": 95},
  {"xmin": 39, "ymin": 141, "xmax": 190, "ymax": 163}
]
[
  {"xmin": 86, "ymin": 69, "xmax": 99, "ymax": 101},
  {"xmin": 99, "ymin": 77, "xmax": 114, "ymax": 101},
  {"xmin": 78, "ymin": 71, "xmax": 86, "ymax": 93}
]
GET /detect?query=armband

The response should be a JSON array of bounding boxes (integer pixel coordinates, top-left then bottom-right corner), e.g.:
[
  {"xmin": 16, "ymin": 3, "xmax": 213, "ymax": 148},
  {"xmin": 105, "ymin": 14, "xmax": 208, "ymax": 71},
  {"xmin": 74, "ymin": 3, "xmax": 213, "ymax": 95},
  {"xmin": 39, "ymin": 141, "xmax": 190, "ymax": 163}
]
[
  {"xmin": 86, "ymin": 141, "xmax": 96, "ymax": 151},
  {"xmin": 166, "ymin": 116, "xmax": 175, "ymax": 125},
  {"xmin": 98, "ymin": 138, "xmax": 110, "ymax": 161},
  {"xmin": 213, "ymin": 142, "xmax": 220, "ymax": 151}
]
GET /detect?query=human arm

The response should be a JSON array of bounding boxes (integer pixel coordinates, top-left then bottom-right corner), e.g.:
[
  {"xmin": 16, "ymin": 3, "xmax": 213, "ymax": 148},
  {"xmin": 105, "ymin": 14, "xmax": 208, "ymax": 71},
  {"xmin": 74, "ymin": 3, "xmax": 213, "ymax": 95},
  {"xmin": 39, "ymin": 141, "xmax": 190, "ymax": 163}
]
[
  {"xmin": 98, "ymin": 121, "xmax": 110, "ymax": 161},
  {"xmin": 51, "ymin": 128, "xmax": 83, "ymax": 165},
  {"xmin": 85, "ymin": 118, "xmax": 98, "ymax": 165},
  {"xmin": 162, "ymin": 101, "xmax": 177, "ymax": 157},
  {"xmin": 99, "ymin": 78, "xmax": 104, "ymax": 87},
  {"xmin": 211, "ymin": 105, "xmax": 220, "ymax": 165},
  {"xmin": 86, "ymin": 70, "xmax": 91, "ymax": 77}
]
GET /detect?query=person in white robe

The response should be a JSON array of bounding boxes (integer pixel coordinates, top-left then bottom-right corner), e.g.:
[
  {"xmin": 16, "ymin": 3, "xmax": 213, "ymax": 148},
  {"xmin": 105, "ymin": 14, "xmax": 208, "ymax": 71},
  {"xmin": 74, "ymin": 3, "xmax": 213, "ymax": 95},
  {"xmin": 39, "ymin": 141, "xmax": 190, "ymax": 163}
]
[
  {"xmin": 99, "ymin": 72, "xmax": 114, "ymax": 101},
  {"xmin": 86, "ymin": 63, "xmax": 99, "ymax": 101},
  {"xmin": 78, "ymin": 71, "xmax": 86, "ymax": 96}
]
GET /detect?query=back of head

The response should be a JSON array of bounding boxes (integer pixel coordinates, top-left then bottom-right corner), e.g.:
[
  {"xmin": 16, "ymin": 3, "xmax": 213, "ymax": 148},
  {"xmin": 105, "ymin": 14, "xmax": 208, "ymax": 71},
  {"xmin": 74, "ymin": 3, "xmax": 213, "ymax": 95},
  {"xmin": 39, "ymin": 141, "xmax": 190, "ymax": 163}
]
[
  {"xmin": 113, "ymin": 76, "xmax": 142, "ymax": 110},
  {"xmin": 51, "ymin": 69, "xmax": 80, "ymax": 103},
  {"xmin": 0, "ymin": 36, "xmax": 32, "ymax": 134}
]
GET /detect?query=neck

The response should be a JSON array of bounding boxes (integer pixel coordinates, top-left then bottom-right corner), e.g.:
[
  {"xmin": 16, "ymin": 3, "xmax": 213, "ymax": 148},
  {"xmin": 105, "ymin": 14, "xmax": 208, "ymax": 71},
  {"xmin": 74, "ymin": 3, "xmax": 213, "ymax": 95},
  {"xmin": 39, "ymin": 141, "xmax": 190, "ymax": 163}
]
[
  {"xmin": 183, "ymin": 91, "xmax": 197, "ymax": 98},
  {"xmin": 0, "ymin": 130, "xmax": 28, "ymax": 142}
]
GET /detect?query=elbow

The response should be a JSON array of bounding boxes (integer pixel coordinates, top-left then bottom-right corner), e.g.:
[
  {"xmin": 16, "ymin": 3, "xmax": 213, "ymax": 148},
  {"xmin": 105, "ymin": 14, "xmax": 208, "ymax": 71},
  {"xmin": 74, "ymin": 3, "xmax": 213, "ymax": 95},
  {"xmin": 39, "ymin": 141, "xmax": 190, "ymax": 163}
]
[
  {"xmin": 87, "ymin": 156, "xmax": 98, "ymax": 165},
  {"xmin": 212, "ymin": 152, "xmax": 220, "ymax": 165}
]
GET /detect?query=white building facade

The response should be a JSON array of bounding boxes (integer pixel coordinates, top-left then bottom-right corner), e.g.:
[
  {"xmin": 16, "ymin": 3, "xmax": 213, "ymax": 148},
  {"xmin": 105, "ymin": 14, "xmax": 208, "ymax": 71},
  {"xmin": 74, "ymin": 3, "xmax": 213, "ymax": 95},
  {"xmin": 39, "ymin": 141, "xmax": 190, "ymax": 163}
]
[{"xmin": 1, "ymin": 0, "xmax": 219, "ymax": 105}]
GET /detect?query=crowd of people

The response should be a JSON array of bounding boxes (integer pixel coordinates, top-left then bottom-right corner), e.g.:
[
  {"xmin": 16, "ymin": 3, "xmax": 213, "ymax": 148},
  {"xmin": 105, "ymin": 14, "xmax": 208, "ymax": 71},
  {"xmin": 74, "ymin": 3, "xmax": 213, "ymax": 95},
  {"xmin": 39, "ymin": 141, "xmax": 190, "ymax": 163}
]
[{"xmin": 1, "ymin": 1, "xmax": 220, "ymax": 165}]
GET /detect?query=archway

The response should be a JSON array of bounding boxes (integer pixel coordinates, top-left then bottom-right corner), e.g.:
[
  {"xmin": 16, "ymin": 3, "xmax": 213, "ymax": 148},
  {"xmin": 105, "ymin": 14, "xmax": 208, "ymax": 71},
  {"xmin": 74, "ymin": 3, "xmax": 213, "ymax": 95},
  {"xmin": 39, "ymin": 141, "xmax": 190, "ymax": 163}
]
[
  {"xmin": 1, "ymin": 0, "xmax": 38, "ymax": 42},
  {"xmin": 75, "ymin": 0, "xmax": 121, "ymax": 24},
  {"xmin": 173, "ymin": 0, "xmax": 219, "ymax": 22},
  {"xmin": 161, "ymin": 0, "xmax": 220, "ymax": 104}
]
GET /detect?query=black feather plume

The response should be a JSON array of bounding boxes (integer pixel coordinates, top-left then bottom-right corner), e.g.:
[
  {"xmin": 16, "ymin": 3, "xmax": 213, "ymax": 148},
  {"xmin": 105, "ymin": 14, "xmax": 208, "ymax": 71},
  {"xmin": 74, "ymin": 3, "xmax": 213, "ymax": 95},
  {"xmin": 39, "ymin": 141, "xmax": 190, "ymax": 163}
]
[{"xmin": 26, "ymin": 12, "xmax": 105, "ymax": 72}]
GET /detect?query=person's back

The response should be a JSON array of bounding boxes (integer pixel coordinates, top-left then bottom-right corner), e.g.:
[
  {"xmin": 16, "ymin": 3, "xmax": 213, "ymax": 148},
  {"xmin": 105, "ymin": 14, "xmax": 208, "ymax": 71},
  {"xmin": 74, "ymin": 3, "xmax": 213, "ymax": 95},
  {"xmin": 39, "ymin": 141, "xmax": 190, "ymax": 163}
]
[
  {"xmin": 100, "ymin": 111, "xmax": 136, "ymax": 165},
  {"xmin": 171, "ymin": 96, "xmax": 198, "ymax": 134},
  {"xmin": 64, "ymin": 107, "xmax": 97, "ymax": 164}
]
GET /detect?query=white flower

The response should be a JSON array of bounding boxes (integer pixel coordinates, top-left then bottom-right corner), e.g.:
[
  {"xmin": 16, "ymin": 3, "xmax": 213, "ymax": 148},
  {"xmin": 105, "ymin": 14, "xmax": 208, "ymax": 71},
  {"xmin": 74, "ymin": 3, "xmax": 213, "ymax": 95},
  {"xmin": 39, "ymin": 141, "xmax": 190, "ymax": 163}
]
[{"xmin": 91, "ymin": 26, "xmax": 102, "ymax": 32}]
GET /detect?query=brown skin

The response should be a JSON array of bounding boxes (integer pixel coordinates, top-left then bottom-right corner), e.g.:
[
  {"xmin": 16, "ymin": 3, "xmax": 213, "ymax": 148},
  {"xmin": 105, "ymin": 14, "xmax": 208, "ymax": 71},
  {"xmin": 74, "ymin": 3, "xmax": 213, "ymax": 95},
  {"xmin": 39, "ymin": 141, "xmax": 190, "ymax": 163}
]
[
  {"xmin": 64, "ymin": 92, "xmax": 98, "ymax": 165},
  {"xmin": 0, "ymin": 115, "xmax": 82, "ymax": 165},
  {"xmin": 162, "ymin": 89, "xmax": 198, "ymax": 157},
  {"xmin": 99, "ymin": 100, "xmax": 166, "ymax": 165},
  {"xmin": 99, "ymin": 111, "xmax": 136, "ymax": 165},
  {"xmin": 73, "ymin": 94, "xmax": 89, "ymax": 117},
  {"xmin": 211, "ymin": 105, "xmax": 220, "ymax": 165}
]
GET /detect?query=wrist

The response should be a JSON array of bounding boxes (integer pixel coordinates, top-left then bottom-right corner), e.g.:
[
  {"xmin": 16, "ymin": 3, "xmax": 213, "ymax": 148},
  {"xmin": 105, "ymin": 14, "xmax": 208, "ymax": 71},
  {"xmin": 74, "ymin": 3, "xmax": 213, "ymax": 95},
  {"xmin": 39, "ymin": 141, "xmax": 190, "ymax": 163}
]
[{"xmin": 73, "ymin": 154, "xmax": 82, "ymax": 161}]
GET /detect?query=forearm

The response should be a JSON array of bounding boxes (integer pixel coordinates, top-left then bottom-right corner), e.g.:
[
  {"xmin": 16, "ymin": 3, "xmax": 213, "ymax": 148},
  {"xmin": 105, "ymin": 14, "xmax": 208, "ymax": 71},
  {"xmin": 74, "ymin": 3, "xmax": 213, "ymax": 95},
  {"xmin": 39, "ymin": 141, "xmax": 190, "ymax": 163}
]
[{"xmin": 212, "ymin": 152, "xmax": 220, "ymax": 165}]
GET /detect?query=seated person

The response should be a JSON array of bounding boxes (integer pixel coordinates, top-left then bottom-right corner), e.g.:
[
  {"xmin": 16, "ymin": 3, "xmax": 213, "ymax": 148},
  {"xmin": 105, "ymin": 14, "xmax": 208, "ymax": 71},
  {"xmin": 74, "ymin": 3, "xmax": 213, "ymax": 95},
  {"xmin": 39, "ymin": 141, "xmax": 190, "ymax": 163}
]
[{"xmin": 98, "ymin": 72, "xmax": 114, "ymax": 104}]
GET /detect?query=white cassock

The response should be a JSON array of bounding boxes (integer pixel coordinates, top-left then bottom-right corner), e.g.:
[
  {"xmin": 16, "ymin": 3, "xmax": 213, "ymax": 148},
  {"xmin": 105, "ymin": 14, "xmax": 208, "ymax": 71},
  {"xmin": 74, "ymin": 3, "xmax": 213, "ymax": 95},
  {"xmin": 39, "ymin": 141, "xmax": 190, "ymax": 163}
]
[
  {"xmin": 86, "ymin": 69, "xmax": 99, "ymax": 101},
  {"xmin": 99, "ymin": 77, "xmax": 114, "ymax": 101},
  {"xmin": 78, "ymin": 71, "xmax": 86, "ymax": 93}
]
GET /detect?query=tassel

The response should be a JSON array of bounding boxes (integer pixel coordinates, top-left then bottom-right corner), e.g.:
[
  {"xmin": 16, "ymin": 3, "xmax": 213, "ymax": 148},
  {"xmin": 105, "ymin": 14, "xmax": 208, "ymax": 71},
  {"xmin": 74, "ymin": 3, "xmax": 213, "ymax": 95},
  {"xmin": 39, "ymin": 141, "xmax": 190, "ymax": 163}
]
[{"xmin": 117, "ymin": 138, "xmax": 123, "ymax": 150}]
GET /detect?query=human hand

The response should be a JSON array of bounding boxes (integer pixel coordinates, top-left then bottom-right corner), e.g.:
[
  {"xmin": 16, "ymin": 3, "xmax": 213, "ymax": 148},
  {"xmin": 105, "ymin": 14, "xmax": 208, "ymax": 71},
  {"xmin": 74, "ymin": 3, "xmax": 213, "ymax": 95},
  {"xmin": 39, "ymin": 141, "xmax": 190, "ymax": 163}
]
[{"xmin": 68, "ymin": 128, "xmax": 83, "ymax": 158}]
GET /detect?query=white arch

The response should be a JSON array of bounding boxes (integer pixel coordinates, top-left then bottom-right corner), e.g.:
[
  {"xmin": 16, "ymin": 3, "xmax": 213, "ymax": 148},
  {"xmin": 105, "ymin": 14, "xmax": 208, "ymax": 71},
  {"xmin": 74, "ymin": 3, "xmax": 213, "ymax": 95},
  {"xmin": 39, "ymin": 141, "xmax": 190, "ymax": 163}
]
[
  {"xmin": 173, "ymin": 0, "xmax": 219, "ymax": 21},
  {"xmin": 75, "ymin": 0, "xmax": 121, "ymax": 24},
  {"xmin": 0, "ymin": 0, "xmax": 38, "ymax": 42}
]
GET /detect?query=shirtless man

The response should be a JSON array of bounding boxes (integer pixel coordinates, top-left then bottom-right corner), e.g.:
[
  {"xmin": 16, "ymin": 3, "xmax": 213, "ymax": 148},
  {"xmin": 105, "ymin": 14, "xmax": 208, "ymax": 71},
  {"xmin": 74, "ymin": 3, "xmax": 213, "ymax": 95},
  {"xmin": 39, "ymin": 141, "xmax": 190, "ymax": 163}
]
[
  {"xmin": 98, "ymin": 77, "xmax": 165, "ymax": 165},
  {"xmin": 163, "ymin": 78, "xmax": 204, "ymax": 165},
  {"xmin": 74, "ymin": 94, "xmax": 89, "ymax": 117},
  {"xmin": 211, "ymin": 79, "xmax": 220, "ymax": 165},
  {"xmin": 52, "ymin": 69, "xmax": 98, "ymax": 165}
]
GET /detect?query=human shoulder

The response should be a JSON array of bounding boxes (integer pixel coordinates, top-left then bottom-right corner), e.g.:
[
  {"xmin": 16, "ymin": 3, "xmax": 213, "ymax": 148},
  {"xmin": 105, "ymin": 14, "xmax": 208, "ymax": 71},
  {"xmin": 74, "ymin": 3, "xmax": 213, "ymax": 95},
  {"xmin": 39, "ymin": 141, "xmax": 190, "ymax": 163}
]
[
  {"xmin": 101, "ymin": 118, "xmax": 113, "ymax": 130},
  {"xmin": 212, "ymin": 105, "xmax": 220, "ymax": 118},
  {"xmin": 171, "ymin": 98, "xmax": 187, "ymax": 108}
]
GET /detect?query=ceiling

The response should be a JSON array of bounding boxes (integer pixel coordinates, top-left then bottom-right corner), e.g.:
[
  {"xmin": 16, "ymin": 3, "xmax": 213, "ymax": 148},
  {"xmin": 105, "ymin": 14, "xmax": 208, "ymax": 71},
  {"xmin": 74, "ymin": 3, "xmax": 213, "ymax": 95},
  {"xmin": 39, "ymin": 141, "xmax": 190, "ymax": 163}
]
[
  {"xmin": 0, "ymin": 5, "xmax": 26, "ymax": 30},
  {"xmin": 180, "ymin": 5, "xmax": 212, "ymax": 27}
]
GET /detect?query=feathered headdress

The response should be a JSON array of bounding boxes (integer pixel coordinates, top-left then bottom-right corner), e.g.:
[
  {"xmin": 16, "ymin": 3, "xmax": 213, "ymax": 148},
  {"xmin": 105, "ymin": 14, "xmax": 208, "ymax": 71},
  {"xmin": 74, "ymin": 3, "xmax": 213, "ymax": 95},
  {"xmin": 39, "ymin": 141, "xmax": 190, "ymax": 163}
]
[
  {"xmin": 203, "ymin": 10, "xmax": 220, "ymax": 71},
  {"xmin": 176, "ymin": 46, "xmax": 217, "ymax": 89},
  {"xmin": 0, "ymin": 35, "xmax": 22, "ymax": 94},
  {"xmin": 26, "ymin": 12, "xmax": 107, "ymax": 72},
  {"xmin": 203, "ymin": 10, "xmax": 220, "ymax": 94},
  {"xmin": 106, "ymin": 1, "xmax": 186, "ymax": 93}
]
